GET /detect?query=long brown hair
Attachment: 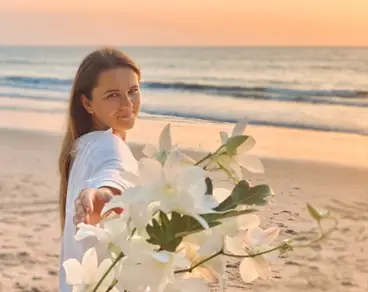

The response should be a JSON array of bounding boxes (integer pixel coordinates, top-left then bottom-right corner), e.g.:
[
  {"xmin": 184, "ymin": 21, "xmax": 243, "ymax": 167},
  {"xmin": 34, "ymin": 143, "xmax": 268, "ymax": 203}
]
[{"xmin": 58, "ymin": 48, "xmax": 141, "ymax": 231}]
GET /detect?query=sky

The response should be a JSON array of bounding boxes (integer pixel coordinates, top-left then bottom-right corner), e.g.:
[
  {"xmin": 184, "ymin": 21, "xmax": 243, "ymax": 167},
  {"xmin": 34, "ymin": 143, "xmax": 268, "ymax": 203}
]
[{"xmin": 0, "ymin": 0, "xmax": 367, "ymax": 46}]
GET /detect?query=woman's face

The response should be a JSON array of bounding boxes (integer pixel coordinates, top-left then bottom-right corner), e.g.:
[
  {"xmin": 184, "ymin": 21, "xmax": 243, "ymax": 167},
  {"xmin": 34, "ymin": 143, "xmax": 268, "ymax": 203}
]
[{"xmin": 83, "ymin": 67, "xmax": 141, "ymax": 133}]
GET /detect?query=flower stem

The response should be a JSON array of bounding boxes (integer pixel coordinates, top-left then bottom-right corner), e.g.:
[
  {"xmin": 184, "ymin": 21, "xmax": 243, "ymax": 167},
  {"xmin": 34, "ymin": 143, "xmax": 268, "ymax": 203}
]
[
  {"xmin": 217, "ymin": 162, "xmax": 239, "ymax": 184},
  {"xmin": 174, "ymin": 250, "xmax": 222, "ymax": 274},
  {"xmin": 222, "ymin": 244, "xmax": 286, "ymax": 258},
  {"xmin": 194, "ymin": 153, "xmax": 212, "ymax": 166},
  {"xmin": 92, "ymin": 252, "xmax": 124, "ymax": 292},
  {"xmin": 105, "ymin": 279, "xmax": 118, "ymax": 292}
]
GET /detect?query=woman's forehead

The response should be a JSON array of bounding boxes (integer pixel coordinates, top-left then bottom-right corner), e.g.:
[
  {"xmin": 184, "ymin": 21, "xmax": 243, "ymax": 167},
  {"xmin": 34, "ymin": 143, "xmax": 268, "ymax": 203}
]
[{"xmin": 96, "ymin": 68, "xmax": 139, "ymax": 90}]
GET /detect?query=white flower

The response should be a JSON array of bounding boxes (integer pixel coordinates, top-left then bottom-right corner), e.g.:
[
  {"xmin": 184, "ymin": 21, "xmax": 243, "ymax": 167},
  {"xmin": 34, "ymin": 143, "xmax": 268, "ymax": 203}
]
[
  {"xmin": 177, "ymin": 241, "xmax": 225, "ymax": 284},
  {"xmin": 108, "ymin": 150, "xmax": 217, "ymax": 230},
  {"xmin": 143, "ymin": 123, "xmax": 196, "ymax": 166},
  {"xmin": 226, "ymin": 226, "xmax": 280, "ymax": 283},
  {"xmin": 102, "ymin": 189, "xmax": 157, "ymax": 238},
  {"xmin": 118, "ymin": 250, "xmax": 190, "ymax": 292},
  {"xmin": 142, "ymin": 123, "xmax": 173, "ymax": 164},
  {"xmin": 215, "ymin": 118, "xmax": 264, "ymax": 179},
  {"xmin": 75, "ymin": 216, "xmax": 129, "ymax": 250},
  {"xmin": 63, "ymin": 247, "xmax": 118, "ymax": 292}
]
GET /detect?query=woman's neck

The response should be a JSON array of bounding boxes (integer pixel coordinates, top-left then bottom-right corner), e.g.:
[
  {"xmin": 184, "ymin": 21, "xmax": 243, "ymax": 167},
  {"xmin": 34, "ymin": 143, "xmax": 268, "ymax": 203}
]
[{"xmin": 112, "ymin": 129, "xmax": 126, "ymax": 141}]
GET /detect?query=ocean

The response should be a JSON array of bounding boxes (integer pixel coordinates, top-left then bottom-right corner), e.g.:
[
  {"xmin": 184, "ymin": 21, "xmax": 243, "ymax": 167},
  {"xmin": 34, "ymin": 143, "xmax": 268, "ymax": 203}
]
[{"xmin": 0, "ymin": 46, "xmax": 367, "ymax": 135}]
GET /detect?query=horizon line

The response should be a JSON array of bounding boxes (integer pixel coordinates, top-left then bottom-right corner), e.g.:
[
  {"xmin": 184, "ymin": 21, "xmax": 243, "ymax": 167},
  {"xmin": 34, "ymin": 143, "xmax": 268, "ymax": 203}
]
[{"xmin": 1, "ymin": 44, "xmax": 368, "ymax": 48}]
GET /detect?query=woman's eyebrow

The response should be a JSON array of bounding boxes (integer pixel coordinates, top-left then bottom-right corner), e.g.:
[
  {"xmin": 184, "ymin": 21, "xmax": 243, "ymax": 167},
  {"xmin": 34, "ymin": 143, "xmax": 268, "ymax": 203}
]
[{"xmin": 104, "ymin": 89, "xmax": 120, "ymax": 94}]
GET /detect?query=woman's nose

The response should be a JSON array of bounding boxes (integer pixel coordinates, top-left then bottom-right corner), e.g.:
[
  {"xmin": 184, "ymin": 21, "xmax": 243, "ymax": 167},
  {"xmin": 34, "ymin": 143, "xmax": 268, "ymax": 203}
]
[{"xmin": 119, "ymin": 93, "xmax": 133, "ymax": 107}]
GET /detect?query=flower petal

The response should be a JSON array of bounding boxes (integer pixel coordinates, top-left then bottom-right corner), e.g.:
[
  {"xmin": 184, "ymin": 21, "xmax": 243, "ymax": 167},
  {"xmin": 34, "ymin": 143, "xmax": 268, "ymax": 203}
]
[
  {"xmin": 238, "ymin": 154, "xmax": 264, "ymax": 174},
  {"xmin": 219, "ymin": 131, "xmax": 229, "ymax": 145},
  {"xmin": 202, "ymin": 195, "xmax": 220, "ymax": 210},
  {"xmin": 176, "ymin": 166, "xmax": 206, "ymax": 195},
  {"xmin": 173, "ymin": 253, "xmax": 191, "ymax": 269},
  {"xmin": 197, "ymin": 233, "xmax": 224, "ymax": 256},
  {"xmin": 237, "ymin": 136, "xmax": 256, "ymax": 154},
  {"xmin": 247, "ymin": 227, "xmax": 280, "ymax": 246},
  {"xmin": 63, "ymin": 259, "xmax": 83, "ymax": 285},
  {"xmin": 75, "ymin": 223, "xmax": 108, "ymax": 242},
  {"xmin": 239, "ymin": 258, "xmax": 260, "ymax": 283},
  {"xmin": 163, "ymin": 150, "xmax": 184, "ymax": 183},
  {"xmin": 232, "ymin": 118, "xmax": 248, "ymax": 137},
  {"xmin": 81, "ymin": 248, "xmax": 98, "ymax": 284},
  {"xmin": 159, "ymin": 123, "xmax": 173, "ymax": 151},
  {"xmin": 254, "ymin": 256, "xmax": 272, "ymax": 280},
  {"xmin": 225, "ymin": 237, "xmax": 247, "ymax": 256},
  {"xmin": 117, "ymin": 263, "xmax": 151, "ymax": 292},
  {"xmin": 139, "ymin": 158, "xmax": 164, "ymax": 184},
  {"xmin": 121, "ymin": 236, "xmax": 158, "ymax": 263},
  {"xmin": 152, "ymin": 251, "xmax": 171, "ymax": 263}
]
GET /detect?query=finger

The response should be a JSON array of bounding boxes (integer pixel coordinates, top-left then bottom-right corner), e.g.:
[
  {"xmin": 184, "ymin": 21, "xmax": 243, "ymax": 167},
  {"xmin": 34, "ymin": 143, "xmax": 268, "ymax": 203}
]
[
  {"xmin": 74, "ymin": 197, "xmax": 81, "ymax": 210},
  {"xmin": 73, "ymin": 214, "xmax": 84, "ymax": 226},
  {"xmin": 73, "ymin": 197, "xmax": 85, "ymax": 225},
  {"xmin": 75, "ymin": 200, "xmax": 85, "ymax": 218},
  {"xmin": 80, "ymin": 192, "xmax": 94, "ymax": 224},
  {"xmin": 96, "ymin": 189, "xmax": 114, "ymax": 203},
  {"xmin": 81, "ymin": 189, "xmax": 94, "ymax": 214}
]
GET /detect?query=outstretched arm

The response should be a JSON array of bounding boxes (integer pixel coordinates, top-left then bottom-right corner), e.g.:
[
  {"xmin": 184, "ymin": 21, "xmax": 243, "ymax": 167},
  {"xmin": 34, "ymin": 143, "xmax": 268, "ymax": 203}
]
[{"xmin": 73, "ymin": 186, "xmax": 122, "ymax": 226}]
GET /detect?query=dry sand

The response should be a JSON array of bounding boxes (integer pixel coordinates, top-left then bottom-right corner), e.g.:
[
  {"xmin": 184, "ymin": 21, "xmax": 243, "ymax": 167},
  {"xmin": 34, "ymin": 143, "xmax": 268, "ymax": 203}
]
[{"xmin": 0, "ymin": 120, "xmax": 367, "ymax": 292}]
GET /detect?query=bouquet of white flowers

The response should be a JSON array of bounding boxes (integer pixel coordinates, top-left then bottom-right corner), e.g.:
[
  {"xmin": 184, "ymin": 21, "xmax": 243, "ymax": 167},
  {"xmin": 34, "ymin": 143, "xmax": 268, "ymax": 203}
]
[{"xmin": 63, "ymin": 118, "xmax": 336, "ymax": 292}]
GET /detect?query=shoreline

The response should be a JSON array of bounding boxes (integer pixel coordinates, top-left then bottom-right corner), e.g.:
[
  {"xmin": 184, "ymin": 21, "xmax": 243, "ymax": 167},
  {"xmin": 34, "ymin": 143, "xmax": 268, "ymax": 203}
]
[{"xmin": 1, "ymin": 113, "xmax": 367, "ymax": 169}]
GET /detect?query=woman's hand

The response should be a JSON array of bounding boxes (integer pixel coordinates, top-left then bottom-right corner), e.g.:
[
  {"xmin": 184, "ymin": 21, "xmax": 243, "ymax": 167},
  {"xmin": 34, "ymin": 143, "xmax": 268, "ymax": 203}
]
[{"xmin": 73, "ymin": 187, "xmax": 122, "ymax": 226}]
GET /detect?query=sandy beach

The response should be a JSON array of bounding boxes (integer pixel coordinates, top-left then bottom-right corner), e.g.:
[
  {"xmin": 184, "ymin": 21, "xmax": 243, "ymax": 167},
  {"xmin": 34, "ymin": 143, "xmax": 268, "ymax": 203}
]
[{"xmin": 0, "ymin": 119, "xmax": 367, "ymax": 292}]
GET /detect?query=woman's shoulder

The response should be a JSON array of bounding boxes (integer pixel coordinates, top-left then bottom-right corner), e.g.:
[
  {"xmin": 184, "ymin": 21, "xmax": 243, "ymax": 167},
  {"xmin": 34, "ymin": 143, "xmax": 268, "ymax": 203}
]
[{"xmin": 74, "ymin": 129, "xmax": 130, "ymax": 157}]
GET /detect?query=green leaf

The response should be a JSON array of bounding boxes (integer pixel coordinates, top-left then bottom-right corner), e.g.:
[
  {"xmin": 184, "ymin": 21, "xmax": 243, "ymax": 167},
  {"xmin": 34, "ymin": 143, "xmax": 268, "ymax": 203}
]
[
  {"xmin": 159, "ymin": 211, "xmax": 171, "ymax": 228},
  {"xmin": 231, "ymin": 180, "xmax": 251, "ymax": 202},
  {"xmin": 202, "ymin": 208, "xmax": 257, "ymax": 222},
  {"xmin": 242, "ymin": 185, "xmax": 274, "ymax": 206},
  {"xmin": 214, "ymin": 180, "xmax": 274, "ymax": 211},
  {"xmin": 214, "ymin": 181, "xmax": 249, "ymax": 211},
  {"xmin": 146, "ymin": 207, "xmax": 259, "ymax": 252},
  {"xmin": 159, "ymin": 211, "xmax": 173, "ymax": 239}
]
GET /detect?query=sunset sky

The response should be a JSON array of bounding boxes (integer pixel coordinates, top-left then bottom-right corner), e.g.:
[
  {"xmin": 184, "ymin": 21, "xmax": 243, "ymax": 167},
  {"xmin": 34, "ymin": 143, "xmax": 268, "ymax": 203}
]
[{"xmin": 0, "ymin": 0, "xmax": 367, "ymax": 46}]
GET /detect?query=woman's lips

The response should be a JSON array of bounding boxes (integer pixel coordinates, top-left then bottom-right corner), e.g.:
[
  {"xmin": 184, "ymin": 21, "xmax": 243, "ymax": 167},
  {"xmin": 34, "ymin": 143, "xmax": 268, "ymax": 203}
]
[{"xmin": 117, "ymin": 111, "xmax": 134, "ymax": 120}]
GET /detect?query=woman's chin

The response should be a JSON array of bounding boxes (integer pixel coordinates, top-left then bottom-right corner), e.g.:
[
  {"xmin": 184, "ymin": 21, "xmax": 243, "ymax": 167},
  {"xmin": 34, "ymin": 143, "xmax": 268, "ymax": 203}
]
[{"xmin": 115, "ymin": 116, "xmax": 136, "ymax": 131}]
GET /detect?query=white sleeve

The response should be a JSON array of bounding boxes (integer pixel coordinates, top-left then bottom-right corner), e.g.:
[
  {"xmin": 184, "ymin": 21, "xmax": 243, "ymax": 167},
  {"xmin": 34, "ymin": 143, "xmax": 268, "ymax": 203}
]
[{"xmin": 84, "ymin": 133, "xmax": 137, "ymax": 192}]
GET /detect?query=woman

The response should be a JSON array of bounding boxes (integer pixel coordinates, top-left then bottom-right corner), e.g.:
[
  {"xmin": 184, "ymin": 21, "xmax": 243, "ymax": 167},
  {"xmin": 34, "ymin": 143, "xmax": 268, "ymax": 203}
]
[{"xmin": 58, "ymin": 48, "xmax": 141, "ymax": 291}]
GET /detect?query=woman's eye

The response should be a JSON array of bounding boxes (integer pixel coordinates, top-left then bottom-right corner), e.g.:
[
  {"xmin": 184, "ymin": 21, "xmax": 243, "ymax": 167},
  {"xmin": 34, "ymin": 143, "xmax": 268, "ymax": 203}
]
[
  {"xmin": 106, "ymin": 93, "xmax": 119, "ymax": 99},
  {"xmin": 129, "ymin": 88, "xmax": 139, "ymax": 95}
]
